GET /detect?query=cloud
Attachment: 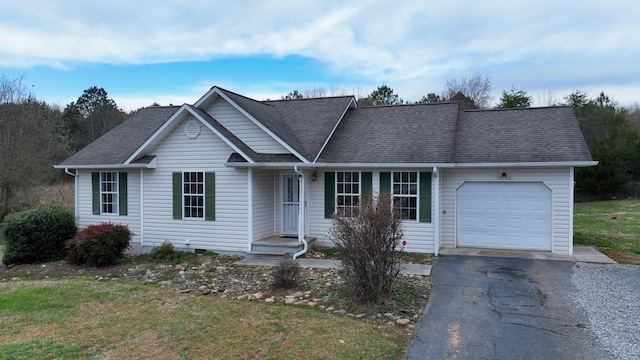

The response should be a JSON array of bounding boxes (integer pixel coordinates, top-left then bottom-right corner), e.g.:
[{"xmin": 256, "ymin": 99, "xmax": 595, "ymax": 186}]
[{"xmin": 2, "ymin": 0, "xmax": 638, "ymax": 107}]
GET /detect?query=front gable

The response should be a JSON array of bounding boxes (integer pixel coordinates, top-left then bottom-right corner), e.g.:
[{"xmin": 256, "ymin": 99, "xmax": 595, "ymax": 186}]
[
  {"xmin": 125, "ymin": 105, "xmax": 254, "ymax": 165},
  {"xmin": 195, "ymin": 87, "xmax": 308, "ymax": 162},
  {"xmin": 204, "ymin": 96, "xmax": 291, "ymax": 154}
]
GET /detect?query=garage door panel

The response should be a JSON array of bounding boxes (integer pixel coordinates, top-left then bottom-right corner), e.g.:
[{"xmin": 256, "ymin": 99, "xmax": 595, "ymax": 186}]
[{"xmin": 457, "ymin": 182, "xmax": 551, "ymax": 251}]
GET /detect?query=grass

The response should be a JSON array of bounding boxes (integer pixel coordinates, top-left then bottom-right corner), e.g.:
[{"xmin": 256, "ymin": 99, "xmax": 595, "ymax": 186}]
[
  {"xmin": 0, "ymin": 279, "xmax": 408, "ymax": 359},
  {"xmin": 574, "ymin": 199, "xmax": 640, "ymax": 265}
]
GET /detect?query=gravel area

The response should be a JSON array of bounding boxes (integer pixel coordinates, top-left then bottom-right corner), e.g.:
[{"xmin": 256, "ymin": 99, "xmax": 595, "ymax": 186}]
[{"xmin": 571, "ymin": 263, "xmax": 640, "ymax": 360}]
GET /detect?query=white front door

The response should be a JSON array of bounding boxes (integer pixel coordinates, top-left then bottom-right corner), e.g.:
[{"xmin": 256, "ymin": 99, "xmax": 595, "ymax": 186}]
[{"xmin": 281, "ymin": 174, "xmax": 300, "ymax": 235}]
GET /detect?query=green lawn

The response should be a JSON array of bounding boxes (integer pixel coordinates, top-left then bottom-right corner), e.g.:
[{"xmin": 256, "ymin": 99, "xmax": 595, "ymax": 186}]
[
  {"xmin": 0, "ymin": 279, "xmax": 408, "ymax": 360},
  {"xmin": 574, "ymin": 199, "xmax": 640, "ymax": 265}
]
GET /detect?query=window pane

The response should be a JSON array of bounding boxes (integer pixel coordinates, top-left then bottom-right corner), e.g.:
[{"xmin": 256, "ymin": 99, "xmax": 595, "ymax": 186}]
[
  {"xmin": 337, "ymin": 184, "xmax": 343, "ymax": 193},
  {"xmin": 402, "ymin": 172, "xmax": 408, "ymax": 182},
  {"xmin": 345, "ymin": 184, "xmax": 351, "ymax": 194},
  {"xmin": 393, "ymin": 184, "xmax": 400, "ymax": 194},
  {"xmin": 337, "ymin": 172, "xmax": 343, "ymax": 182},
  {"xmin": 353, "ymin": 172, "xmax": 359, "ymax": 181},
  {"xmin": 198, "ymin": 184, "xmax": 203, "ymax": 194},
  {"xmin": 197, "ymin": 172, "xmax": 203, "ymax": 182},
  {"xmin": 353, "ymin": 184, "xmax": 359, "ymax": 194},
  {"xmin": 410, "ymin": 172, "xmax": 417, "ymax": 183}
]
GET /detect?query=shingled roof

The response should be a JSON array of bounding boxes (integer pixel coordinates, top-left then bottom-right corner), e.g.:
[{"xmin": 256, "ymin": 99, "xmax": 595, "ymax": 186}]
[
  {"xmin": 454, "ymin": 106, "xmax": 593, "ymax": 163},
  {"xmin": 57, "ymin": 106, "xmax": 179, "ymax": 166},
  {"xmin": 317, "ymin": 102, "xmax": 459, "ymax": 163},
  {"xmin": 56, "ymin": 87, "xmax": 593, "ymax": 168}
]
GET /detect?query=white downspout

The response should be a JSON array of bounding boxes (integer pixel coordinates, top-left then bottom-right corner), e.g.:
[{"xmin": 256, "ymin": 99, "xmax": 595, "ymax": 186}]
[
  {"xmin": 64, "ymin": 168, "xmax": 79, "ymax": 218},
  {"xmin": 247, "ymin": 168, "xmax": 254, "ymax": 252},
  {"xmin": 569, "ymin": 167, "xmax": 574, "ymax": 256},
  {"xmin": 140, "ymin": 169, "xmax": 144, "ymax": 247},
  {"xmin": 292, "ymin": 166, "xmax": 308, "ymax": 259},
  {"xmin": 433, "ymin": 167, "xmax": 440, "ymax": 256}
]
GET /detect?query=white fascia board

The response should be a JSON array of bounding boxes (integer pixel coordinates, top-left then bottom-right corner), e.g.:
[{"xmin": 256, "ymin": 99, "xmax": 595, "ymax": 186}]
[
  {"xmin": 452, "ymin": 161, "xmax": 599, "ymax": 168},
  {"xmin": 53, "ymin": 163, "xmax": 156, "ymax": 169},
  {"xmin": 225, "ymin": 160, "xmax": 599, "ymax": 169},
  {"xmin": 225, "ymin": 162, "xmax": 454, "ymax": 168},
  {"xmin": 124, "ymin": 104, "xmax": 191, "ymax": 164},
  {"xmin": 183, "ymin": 106, "xmax": 254, "ymax": 163},
  {"xmin": 213, "ymin": 88, "xmax": 310, "ymax": 163},
  {"xmin": 194, "ymin": 87, "xmax": 218, "ymax": 107},
  {"xmin": 313, "ymin": 97, "xmax": 357, "ymax": 163}
]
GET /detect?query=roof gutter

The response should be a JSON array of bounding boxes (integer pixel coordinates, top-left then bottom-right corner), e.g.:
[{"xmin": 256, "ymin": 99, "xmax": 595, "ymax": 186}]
[
  {"xmin": 225, "ymin": 161, "xmax": 599, "ymax": 169},
  {"xmin": 292, "ymin": 166, "xmax": 308, "ymax": 259}
]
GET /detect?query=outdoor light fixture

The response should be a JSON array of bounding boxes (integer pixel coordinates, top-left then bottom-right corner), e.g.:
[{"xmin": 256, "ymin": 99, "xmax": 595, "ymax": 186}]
[
  {"xmin": 311, "ymin": 171, "xmax": 317, "ymax": 181},
  {"xmin": 498, "ymin": 172, "xmax": 511, "ymax": 179}
]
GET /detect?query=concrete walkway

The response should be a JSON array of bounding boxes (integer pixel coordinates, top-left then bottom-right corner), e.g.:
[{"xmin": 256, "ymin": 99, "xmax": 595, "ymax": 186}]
[
  {"xmin": 236, "ymin": 246, "xmax": 613, "ymax": 276},
  {"xmin": 235, "ymin": 258, "xmax": 432, "ymax": 276},
  {"xmin": 438, "ymin": 245, "xmax": 616, "ymax": 264}
]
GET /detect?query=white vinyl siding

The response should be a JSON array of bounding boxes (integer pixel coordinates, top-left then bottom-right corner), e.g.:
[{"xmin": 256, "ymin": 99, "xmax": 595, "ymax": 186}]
[
  {"xmin": 440, "ymin": 167, "xmax": 572, "ymax": 255},
  {"xmin": 308, "ymin": 169, "xmax": 435, "ymax": 253},
  {"xmin": 77, "ymin": 170, "xmax": 141, "ymax": 243},
  {"xmin": 142, "ymin": 114, "xmax": 249, "ymax": 252},
  {"xmin": 206, "ymin": 100, "xmax": 290, "ymax": 154},
  {"xmin": 253, "ymin": 170, "xmax": 277, "ymax": 241}
]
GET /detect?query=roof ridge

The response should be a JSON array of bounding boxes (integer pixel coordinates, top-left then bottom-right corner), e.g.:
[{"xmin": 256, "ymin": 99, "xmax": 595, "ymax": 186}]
[
  {"xmin": 216, "ymin": 87, "xmax": 275, "ymax": 107},
  {"xmin": 358, "ymin": 101, "xmax": 460, "ymax": 109},
  {"xmin": 463, "ymin": 105, "xmax": 572, "ymax": 112},
  {"xmin": 263, "ymin": 95, "xmax": 355, "ymax": 103}
]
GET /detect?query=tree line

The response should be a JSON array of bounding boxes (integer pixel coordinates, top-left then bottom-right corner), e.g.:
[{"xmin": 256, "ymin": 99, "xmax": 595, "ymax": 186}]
[{"xmin": 0, "ymin": 75, "xmax": 129, "ymax": 220}]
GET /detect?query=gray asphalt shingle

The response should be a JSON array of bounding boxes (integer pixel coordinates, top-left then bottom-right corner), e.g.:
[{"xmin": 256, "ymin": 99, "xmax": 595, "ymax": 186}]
[
  {"xmin": 57, "ymin": 87, "xmax": 592, "ymax": 168},
  {"xmin": 454, "ymin": 106, "xmax": 592, "ymax": 163},
  {"xmin": 58, "ymin": 106, "xmax": 179, "ymax": 166},
  {"xmin": 317, "ymin": 103, "xmax": 459, "ymax": 163}
]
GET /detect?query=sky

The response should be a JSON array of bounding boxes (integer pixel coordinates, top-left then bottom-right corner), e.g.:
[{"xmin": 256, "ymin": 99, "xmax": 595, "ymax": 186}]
[{"xmin": 1, "ymin": 0, "xmax": 639, "ymax": 112}]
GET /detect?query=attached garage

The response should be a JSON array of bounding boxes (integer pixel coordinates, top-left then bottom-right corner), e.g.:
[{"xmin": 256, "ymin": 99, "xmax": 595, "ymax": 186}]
[{"xmin": 456, "ymin": 181, "xmax": 552, "ymax": 251}]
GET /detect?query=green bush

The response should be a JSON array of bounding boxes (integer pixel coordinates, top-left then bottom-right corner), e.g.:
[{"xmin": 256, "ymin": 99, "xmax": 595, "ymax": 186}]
[
  {"xmin": 150, "ymin": 241, "xmax": 185, "ymax": 263},
  {"xmin": 66, "ymin": 223, "xmax": 133, "ymax": 267},
  {"xmin": 1, "ymin": 204, "xmax": 77, "ymax": 266}
]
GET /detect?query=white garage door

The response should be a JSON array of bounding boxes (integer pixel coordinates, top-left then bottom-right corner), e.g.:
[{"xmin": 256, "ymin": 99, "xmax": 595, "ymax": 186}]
[{"xmin": 456, "ymin": 182, "xmax": 551, "ymax": 251}]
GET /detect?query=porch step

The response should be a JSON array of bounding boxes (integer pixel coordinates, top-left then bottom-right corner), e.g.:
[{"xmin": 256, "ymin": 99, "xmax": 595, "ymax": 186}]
[
  {"xmin": 244, "ymin": 251, "xmax": 292, "ymax": 260},
  {"xmin": 251, "ymin": 236, "xmax": 316, "ymax": 254}
]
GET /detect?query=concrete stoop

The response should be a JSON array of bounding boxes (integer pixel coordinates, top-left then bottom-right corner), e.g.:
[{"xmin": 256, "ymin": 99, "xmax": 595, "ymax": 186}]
[{"xmin": 246, "ymin": 236, "xmax": 316, "ymax": 260}]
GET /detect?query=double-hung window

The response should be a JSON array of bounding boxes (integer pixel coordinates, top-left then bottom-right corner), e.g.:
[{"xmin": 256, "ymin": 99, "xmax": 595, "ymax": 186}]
[
  {"xmin": 336, "ymin": 171, "xmax": 360, "ymax": 216},
  {"xmin": 392, "ymin": 171, "xmax": 418, "ymax": 220},
  {"xmin": 172, "ymin": 171, "xmax": 215, "ymax": 221},
  {"xmin": 183, "ymin": 172, "xmax": 204, "ymax": 219},
  {"xmin": 92, "ymin": 172, "xmax": 127, "ymax": 216},
  {"xmin": 100, "ymin": 172, "xmax": 119, "ymax": 214}
]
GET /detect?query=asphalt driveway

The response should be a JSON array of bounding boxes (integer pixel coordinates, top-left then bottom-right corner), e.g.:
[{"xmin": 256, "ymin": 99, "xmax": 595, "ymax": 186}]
[{"xmin": 407, "ymin": 256, "xmax": 613, "ymax": 360}]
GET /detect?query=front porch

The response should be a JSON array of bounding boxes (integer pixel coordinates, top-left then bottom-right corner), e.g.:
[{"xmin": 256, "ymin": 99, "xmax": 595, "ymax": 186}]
[{"xmin": 246, "ymin": 235, "xmax": 317, "ymax": 259}]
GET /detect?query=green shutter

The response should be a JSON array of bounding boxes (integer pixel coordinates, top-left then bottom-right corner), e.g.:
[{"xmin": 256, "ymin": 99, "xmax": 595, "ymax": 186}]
[
  {"xmin": 205, "ymin": 172, "xmax": 215, "ymax": 221},
  {"xmin": 419, "ymin": 172, "xmax": 432, "ymax": 223},
  {"xmin": 118, "ymin": 172, "xmax": 128, "ymax": 216},
  {"xmin": 92, "ymin": 172, "xmax": 100, "ymax": 215},
  {"xmin": 361, "ymin": 172, "xmax": 372, "ymax": 199},
  {"xmin": 324, "ymin": 171, "xmax": 335, "ymax": 218},
  {"xmin": 172, "ymin": 172, "xmax": 182, "ymax": 220},
  {"xmin": 380, "ymin": 172, "xmax": 391, "ymax": 194}
]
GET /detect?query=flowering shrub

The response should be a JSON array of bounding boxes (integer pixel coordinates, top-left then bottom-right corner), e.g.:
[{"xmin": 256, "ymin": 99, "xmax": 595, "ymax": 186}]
[{"xmin": 66, "ymin": 223, "xmax": 133, "ymax": 267}]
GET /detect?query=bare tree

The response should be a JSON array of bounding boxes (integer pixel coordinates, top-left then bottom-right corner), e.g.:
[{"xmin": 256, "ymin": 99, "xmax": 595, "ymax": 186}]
[
  {"xmin": 0, "ymin": 74, "xmax": 32, "ymax": 104},
  {"xmin": 0, "ymin": 97, "xmax": 71, "ymax": 219},
  {"xmin": 535, "ymin": 89, "xmax": 561, "ymax": 107},
  {"xmin": 443, "ymin": 73, "xmax": 492, "ymax": 109}
]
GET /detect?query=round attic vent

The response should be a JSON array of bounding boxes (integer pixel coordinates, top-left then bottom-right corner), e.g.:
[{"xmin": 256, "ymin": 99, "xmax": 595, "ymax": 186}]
[{"xmin": 185, "ymin": 120, "xmax": 201, "ymax": 139}]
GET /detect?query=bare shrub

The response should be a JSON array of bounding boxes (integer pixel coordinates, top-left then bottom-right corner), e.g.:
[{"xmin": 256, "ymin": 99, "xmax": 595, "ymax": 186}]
[
  {"xmin": 330, "ymin": 191, "xmax": 404, "ymax": 304},
  {"xmin": 271, "ymin": 259, "xmax": 301, "ymax": 290}
]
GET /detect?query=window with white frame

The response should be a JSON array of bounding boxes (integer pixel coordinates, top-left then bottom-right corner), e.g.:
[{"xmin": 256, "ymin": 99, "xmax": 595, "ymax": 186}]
[
  {"xmin": 392, "ymin": 171, "xmax": 418, "ymax": 220},
  {"xmin": 183, "ymin": 172, "xmax": 204, "ymax": 219},
  {"xmin": 336, "ymin": 171, "xmax": 360, "ymax": 216},
  {"xmin": 100, "ymin": 172, "xmax": 119, "ymax": 214}
]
